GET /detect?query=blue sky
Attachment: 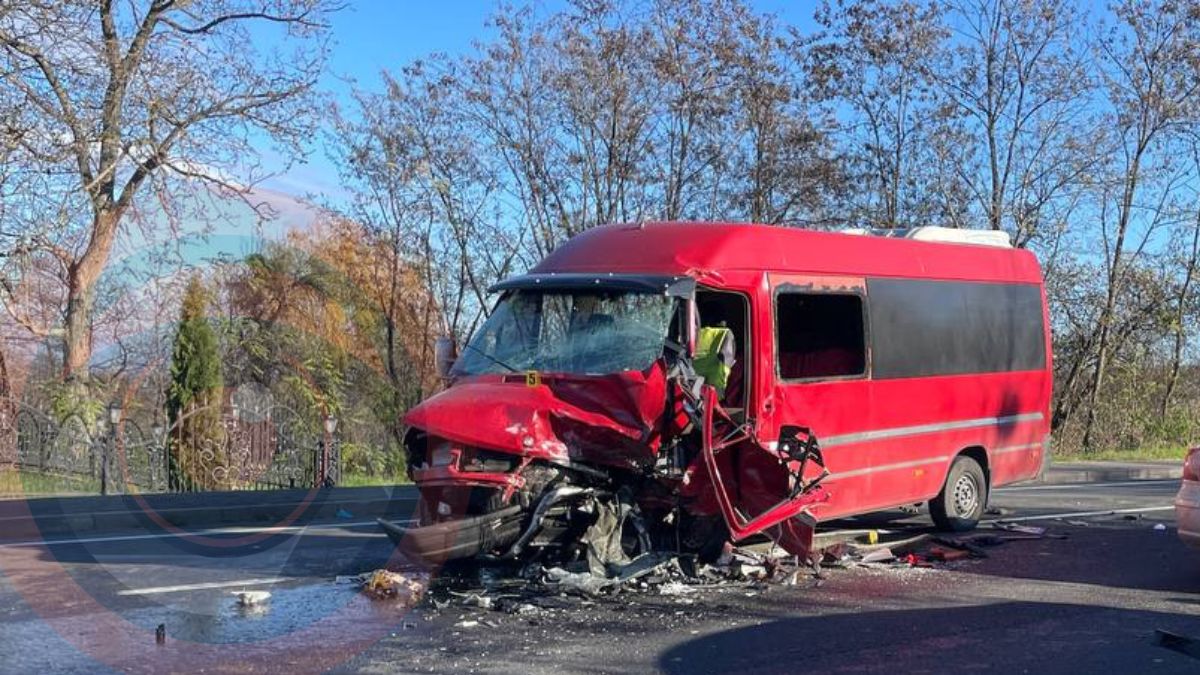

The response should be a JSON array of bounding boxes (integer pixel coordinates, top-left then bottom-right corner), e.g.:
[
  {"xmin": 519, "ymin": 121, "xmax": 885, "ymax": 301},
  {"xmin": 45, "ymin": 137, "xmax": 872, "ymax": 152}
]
[{"xmin": 260, "ymin": 0, "xmax": 814, "ymax": 200}]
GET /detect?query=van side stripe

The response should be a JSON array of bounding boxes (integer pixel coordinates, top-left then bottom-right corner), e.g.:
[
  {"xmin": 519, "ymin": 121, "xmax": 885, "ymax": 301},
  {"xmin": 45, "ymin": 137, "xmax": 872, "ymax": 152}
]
[
  {"xmin": 820, "ymin": 412, "xmax": 1044, "ymax": 449},
  {"xmin": 825, "ymin": 456, "xmax": 950, "ymax": 481},
  {"xmin": 992, "ymin": 442, "xmax": 1044, "ymax": 455}
]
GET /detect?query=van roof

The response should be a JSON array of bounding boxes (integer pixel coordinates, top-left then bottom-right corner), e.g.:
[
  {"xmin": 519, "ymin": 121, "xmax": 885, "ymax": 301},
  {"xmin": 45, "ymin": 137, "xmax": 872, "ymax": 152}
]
[{"xmin": 531, "ymin": 221, "xmax": 1043, "ymax": 285}]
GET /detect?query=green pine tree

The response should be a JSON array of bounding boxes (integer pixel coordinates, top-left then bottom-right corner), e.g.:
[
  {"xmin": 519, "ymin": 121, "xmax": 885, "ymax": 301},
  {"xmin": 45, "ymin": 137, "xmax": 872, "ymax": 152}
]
[{"xmin": 166, "ymin": 276, "xmax": 226, "ymax": 490}]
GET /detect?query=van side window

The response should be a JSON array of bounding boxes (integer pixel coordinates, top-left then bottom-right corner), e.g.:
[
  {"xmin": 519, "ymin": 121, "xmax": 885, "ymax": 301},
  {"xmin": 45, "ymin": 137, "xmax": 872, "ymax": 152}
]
[{"xmin": 776, "ymin": 293, "xmax": 866, "ymax": 380}]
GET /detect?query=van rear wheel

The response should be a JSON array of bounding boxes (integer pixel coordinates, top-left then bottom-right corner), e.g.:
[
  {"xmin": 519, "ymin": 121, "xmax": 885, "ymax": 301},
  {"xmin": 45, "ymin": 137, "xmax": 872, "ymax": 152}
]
[{"xmin": 931, "ymin": 456, "xmax": 987, "ymax": 532}]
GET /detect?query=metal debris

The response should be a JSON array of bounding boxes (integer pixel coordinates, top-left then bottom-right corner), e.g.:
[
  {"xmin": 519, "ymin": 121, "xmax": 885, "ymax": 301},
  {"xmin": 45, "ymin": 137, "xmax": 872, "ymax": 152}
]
[{"xmin": 994, "ymin": 523, "xmax": 1046, "ymax": 535}]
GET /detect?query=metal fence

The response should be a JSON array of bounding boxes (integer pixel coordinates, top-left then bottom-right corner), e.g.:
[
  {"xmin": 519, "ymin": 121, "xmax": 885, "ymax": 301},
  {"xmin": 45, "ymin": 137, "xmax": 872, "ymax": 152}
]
[{"xmin": 0, "ymin": 398, "xmax": 340, "ymax": 494}]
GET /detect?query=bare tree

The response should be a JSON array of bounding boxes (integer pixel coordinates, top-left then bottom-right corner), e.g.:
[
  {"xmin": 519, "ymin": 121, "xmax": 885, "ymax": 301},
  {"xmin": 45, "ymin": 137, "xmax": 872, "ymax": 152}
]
[
  {"xmin": 1080, "ymin": 0, "xmax": 1200, "ymax": 449},
  {"xmin": 1162, "ymin": 145, "xmax": 1200, "ymax": 415},
  {"xmin": 807, "ymin": 0, "xmax": 949, "ymax": 228},
  {"xmin": 936, "ymin": 0, "xmax": 1095, "ymax": 244},
  {"xmin": 0, "ymin": 0, "xmax": 337, "ymax": 389}
]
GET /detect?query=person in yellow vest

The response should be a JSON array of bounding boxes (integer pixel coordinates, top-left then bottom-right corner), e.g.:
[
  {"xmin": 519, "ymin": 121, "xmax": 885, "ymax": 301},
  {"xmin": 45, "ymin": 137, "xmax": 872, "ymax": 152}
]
[{"xmin": 693, "ymin": 322, "xmax": 736, "ymax": 398}]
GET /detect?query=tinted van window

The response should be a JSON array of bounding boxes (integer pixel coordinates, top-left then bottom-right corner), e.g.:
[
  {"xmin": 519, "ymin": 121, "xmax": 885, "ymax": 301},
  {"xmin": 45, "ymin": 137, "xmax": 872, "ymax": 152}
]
[
  {"xmin": 776, "ymin": 292, "xmax": 867, "ymax": 380},
  {"xmin": 866, "ymin": 278, "xmax": 1045, "ymax": 379}
]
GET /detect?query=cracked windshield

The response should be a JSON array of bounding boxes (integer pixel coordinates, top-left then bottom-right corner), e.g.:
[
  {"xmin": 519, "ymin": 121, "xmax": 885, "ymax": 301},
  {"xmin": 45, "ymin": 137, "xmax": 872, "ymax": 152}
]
[{"xmin": 453, "ymin": 290, "xmax": 676, "ymax": 376}]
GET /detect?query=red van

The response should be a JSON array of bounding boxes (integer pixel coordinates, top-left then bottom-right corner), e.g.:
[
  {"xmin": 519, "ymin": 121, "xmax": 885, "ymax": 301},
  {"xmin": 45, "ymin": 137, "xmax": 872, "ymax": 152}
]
[{"xmin": 381, "ymin": 222, "xmax": 1052, "ymax": 566}]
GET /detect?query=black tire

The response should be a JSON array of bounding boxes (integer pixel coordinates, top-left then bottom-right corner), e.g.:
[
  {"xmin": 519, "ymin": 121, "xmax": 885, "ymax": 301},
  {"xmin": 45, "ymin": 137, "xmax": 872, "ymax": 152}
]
[{"xmin": 930, "ymin": 456, "xmax": 987, "ymax": 532}]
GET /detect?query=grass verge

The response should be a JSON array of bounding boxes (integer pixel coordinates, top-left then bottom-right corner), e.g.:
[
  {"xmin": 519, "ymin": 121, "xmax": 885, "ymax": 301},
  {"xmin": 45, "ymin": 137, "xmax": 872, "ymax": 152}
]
[
  {"xmin": 338, "ymin": 472, "xmax": 411, "ymax": 487},
  {"xmin": 0, "ymin": 467, "xmax": 101, "ymax": 498},
  {"xmin": 1053, "ymin": 445, "xmax": 1190, "ymax": 463}
]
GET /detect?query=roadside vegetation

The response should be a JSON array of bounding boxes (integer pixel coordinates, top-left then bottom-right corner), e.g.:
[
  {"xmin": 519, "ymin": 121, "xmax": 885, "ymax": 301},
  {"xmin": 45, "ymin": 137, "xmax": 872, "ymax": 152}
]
[{"xmin": 2, "ymin": 0, "xmax": 1199, "ymax": 496}]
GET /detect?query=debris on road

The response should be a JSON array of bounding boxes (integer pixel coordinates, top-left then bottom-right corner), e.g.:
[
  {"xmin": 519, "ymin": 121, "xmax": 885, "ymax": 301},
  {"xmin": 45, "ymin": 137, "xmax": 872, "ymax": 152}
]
[
  {"xmin": 1156, "ymin": 629, "xmax": 1200, "ymax": 661},
  {"xmin": 927, "ymin": 546, "xmax": 970, "ymax": 562},
  {"xmin": 991, "ymin": 522, "xmax": 1069, "ymax": 539},
  {"xmin": 1154, "ymin": 523, "xmax": 1168, "ymax": 532},
  {"xmin": 234, "ymin": 590, "xmax": 271, "ymax": 607},
  {"xmin": 859, "ymin": 548, "xmax": 895, "ymax": 564},
  {"xmin": 358, "ymin": 569, "xmax": 429, "ymax": 604},
  {"xmin": 544, "ymin": 567, "xmax": 614, "ymax": 596},
  {"xmin": 155, "ymin": 624, "xmax": 166, "ymax": 646},
  {"xmin": 994, "ymin": 523, "xmax": 1046, "ymax": 536}
]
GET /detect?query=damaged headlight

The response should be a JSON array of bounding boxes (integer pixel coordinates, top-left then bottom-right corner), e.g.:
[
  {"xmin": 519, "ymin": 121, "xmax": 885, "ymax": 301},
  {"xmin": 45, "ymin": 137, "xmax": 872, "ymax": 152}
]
[
  {"xmin": 422, "ymin": 441, "xmax": 518, "ymax": 473},
  {"xmin": 429, "ymin": 440, "xmax": 457, "ymax": 468}
]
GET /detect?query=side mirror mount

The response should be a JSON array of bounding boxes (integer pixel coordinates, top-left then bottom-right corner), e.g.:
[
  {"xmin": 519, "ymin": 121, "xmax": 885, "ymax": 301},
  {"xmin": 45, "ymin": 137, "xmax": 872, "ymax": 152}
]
[{"xmin": 434, "ymin": 336, "xmax": 457, "ymax": 378}]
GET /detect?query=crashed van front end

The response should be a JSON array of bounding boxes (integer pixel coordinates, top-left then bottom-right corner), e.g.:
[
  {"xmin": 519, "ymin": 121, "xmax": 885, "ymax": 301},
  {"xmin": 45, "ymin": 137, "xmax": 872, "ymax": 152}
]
[{"xmin": 379, "ymin": 273, "xmax": 829, "ymax": 572}]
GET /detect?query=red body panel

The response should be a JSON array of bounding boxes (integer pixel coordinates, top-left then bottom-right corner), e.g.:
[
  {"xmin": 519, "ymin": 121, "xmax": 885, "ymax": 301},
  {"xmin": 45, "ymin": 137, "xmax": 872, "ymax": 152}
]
[
  {"xmin": 403, "ymin": 222, "xmax": 1053, "ymax": 534},
  {"xmin": 533, "ymin": 222, "xmax": 1044, "ymax": 284},
  {"xmin": 403, "ymin": 368, "xmax": 667, "ymax": 470}
]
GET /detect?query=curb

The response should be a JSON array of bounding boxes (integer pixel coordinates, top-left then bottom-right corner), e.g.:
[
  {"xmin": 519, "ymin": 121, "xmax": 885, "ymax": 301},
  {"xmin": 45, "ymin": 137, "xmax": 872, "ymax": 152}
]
[{"xmin": 1039, "ymin": 461, "xmax": 1182, "ymax": 485}]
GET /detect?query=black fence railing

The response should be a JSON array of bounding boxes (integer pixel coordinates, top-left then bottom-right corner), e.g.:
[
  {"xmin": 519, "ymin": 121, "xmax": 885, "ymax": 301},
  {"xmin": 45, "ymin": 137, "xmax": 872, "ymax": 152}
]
[{"xmin": 0, "ymin": 399, "xmax": 340, "ymax": 495}]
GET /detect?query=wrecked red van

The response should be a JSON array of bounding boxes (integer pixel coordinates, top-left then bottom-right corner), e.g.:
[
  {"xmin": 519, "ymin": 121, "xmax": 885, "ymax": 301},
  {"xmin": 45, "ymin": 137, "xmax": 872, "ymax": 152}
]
[{"xmin": 380, "ymin": 222, "xmax": 1052, "ymax": 568}]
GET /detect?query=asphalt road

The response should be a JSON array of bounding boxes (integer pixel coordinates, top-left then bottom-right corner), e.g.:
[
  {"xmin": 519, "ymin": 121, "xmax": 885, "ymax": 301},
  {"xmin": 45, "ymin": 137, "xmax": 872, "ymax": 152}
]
[{"xmin": 0, "ymin": 478, "xmax": 1196, "ymax": 674}]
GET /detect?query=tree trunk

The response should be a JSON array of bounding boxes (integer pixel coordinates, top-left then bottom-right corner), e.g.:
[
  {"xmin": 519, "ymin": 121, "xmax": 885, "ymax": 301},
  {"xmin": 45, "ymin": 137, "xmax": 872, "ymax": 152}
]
[
  {"xmin": 62, "ymin": 271, "xmax": 94, "ymax": 382},
  {"xmin": 62, "ymin": 209, "xmax": 121, "ymax": 383},
  {"xmin": 1081, "ymin": 154, "xmax": 1142, "ymax": 451},
  {"xmin": 1162, "ymin": 214, "xmax": 1200, "ymax": 416},
  {"xmin": 0, "ymin": 345, "xmax": 13, "ymax": 467}
]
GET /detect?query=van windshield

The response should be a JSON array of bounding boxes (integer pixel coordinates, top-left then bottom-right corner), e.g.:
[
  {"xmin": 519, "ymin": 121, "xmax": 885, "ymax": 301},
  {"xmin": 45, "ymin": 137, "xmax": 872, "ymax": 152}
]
[{"xmin": 452, "ymin": 289, "xmax": 676, "ymax": 376}]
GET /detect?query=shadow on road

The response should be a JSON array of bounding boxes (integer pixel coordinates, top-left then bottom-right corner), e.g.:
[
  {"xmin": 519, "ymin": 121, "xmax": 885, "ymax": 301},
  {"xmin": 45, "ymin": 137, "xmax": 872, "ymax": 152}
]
[
  {"xmin": 956, "ymin": 522, "xmax": 1200, "ymax": 595},
  {"xmin": 659, "ymin": 601, "xmax": 1200, "ymax": 674}
]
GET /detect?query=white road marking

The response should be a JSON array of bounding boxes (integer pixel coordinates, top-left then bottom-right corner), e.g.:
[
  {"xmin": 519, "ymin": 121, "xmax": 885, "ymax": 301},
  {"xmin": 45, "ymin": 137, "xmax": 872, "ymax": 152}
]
[
  {"xmin": 997, "ymin": 479, "xmax": 1180, "ymax": 492},
  {"xmin": 117, "ymin": 577, "xmax": 286, "ymax": 596},
  {"xmin": 0, "ymin": 493, "xmax": 418, "ymax": 524},
  {"xmin": 0, "ymin": 518, "xmax": 416, "ymax": 549},
  {"xmin": 989, "ymin": 505, "xmax": 1174, "ymax": 523}
]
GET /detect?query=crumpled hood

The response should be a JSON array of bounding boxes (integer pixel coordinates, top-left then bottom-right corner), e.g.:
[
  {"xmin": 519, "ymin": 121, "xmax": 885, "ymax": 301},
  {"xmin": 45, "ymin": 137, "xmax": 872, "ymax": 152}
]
[{"xmin": 403, "ymin": 366, "xmax": 668, "ymax": 468}]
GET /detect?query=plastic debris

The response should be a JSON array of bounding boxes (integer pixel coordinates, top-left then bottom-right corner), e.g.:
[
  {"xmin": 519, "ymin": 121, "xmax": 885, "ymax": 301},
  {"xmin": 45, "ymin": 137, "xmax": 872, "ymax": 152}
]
[
  {"xmin": 336, "ymin": 508, "xmax": 354, "ymax": 519},
  {"xmin": 859, "ymin": 547, "xmax": 895, "ymax": 563},
  {"xmin": 1154, "ymin": 523, "xmax": 1167, "ymax": 532}
]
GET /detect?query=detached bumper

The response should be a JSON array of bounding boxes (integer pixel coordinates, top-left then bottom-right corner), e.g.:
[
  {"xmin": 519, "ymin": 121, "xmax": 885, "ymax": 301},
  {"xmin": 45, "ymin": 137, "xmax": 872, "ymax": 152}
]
[
  {"xmin": 1175, "ymin": 480, "xmax": 1200, "ymax": 549},
  {"xmin": 378, "ymin": 505, "xmax": 524, "ymax": 563}
]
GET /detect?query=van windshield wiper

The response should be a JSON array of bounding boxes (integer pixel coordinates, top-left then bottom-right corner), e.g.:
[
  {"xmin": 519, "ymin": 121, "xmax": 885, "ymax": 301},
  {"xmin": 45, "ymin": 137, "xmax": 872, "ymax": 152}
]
[{"xmin": 460, "ymin": 340, "xmax": 520, "ymax": 373}]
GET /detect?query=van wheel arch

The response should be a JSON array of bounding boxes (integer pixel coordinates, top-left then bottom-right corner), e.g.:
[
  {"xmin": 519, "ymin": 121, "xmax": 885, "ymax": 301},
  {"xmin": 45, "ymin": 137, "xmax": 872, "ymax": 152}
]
[
  {"xmin": 930, "ymin": 447, "xmax": 990, "ymax": 532},
  {"xmin": 957, "ymin": 446, "xmax": 991, "ymax": 487}
]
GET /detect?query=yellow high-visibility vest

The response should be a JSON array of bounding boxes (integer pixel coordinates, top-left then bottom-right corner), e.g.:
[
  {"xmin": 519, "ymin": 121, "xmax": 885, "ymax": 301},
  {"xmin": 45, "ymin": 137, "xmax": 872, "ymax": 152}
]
[{"xmin": 694, "ymin": 326, "xmax": 733, "ymax": 397}]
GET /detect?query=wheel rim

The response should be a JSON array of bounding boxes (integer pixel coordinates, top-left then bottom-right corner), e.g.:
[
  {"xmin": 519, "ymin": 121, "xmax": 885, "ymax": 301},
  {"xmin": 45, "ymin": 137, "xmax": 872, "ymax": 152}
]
[{"xmin": 952, "ymin": 473, "xmax": 979, "ymax": 516}]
